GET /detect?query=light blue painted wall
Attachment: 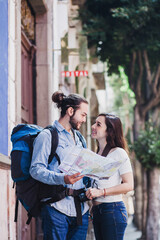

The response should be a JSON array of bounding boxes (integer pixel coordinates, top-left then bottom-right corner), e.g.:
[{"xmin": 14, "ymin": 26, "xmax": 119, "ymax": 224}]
[{"xmin": 0, "ymin": 0, "xmax": 8, "ymax": 155}]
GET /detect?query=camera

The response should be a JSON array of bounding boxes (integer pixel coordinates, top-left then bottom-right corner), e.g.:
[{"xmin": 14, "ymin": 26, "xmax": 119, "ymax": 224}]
[{"xmin": 78, "ymin": 191, "xmax": 89, "ymax": 202}]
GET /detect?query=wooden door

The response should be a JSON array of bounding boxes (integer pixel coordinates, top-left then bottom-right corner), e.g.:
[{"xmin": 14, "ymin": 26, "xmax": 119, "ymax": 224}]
[{"xmin": 21, "ymin": 31, "xmax": 35, "ymax": 124}]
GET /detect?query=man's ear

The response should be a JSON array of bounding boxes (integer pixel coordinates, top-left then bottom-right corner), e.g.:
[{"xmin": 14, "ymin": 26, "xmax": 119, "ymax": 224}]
[{"xmin": 67, "ymin": 107, "xmax": 74, "ymax": 116}]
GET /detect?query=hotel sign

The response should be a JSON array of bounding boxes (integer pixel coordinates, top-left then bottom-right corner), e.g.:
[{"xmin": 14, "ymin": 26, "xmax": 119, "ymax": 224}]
[{"xmin": 61, "ymin": 71, "xmax": 88, "ymax": 77}]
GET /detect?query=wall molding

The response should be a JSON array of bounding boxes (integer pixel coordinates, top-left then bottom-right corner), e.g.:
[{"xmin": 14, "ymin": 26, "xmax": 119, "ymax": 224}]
[{"xmin": 0, "ymin": 153, "xmax": 10, "ymax": 169}]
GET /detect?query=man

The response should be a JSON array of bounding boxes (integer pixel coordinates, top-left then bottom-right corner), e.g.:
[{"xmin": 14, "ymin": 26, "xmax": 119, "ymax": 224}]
[{"xmin": 30, "ymin": 91, "xmax": 89, "ymax": 240}]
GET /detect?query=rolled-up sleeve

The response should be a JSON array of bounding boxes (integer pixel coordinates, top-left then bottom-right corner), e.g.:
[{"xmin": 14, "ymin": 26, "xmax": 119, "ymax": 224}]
[{"xmin": 30, "ymin": 130, "xmax": 65, "ymax": 185}]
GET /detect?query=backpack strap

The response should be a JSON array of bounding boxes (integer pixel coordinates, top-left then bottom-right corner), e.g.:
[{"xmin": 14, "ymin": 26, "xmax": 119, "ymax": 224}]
[
  {"xmin": 44, "ymin": 126, "xmax": 59, "ymax": 165},
  {"xmin": 75, "ymin": 131, "xmax": 87, "ymax": 148},
  {"xmin": 26, "ymin": 214, "xmax": 32, "ymax": 225},
  {"xmin": 14, "ymin": 198, "xmax": 19, "ymax": 222},
  {"xmin": 42, "ymin": 188, "xmax": 85, "ymax": 225},
  {"xmin": 75, "ymin": 130, "xmax": 90, "ymax": 222}
]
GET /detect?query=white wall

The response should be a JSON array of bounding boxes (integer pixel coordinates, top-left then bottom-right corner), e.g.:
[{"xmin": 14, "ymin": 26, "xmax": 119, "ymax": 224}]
[{"xmin": 51, "ymin": 0, "xmax": 69, "ymax": 122}]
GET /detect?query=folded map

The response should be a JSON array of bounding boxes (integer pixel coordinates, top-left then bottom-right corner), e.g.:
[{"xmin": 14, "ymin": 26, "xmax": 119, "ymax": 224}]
[{"xmin": 58, "ymin": 146, "xmax": 126, "ymax": 180}]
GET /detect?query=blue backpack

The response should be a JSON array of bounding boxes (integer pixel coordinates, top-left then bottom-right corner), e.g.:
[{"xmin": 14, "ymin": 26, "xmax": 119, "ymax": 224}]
[
  {"xmin": 10, "ymin": 124, "xmax": 90, "ymax": 225},
  {"xmin": 10, "ymin": 124, "xmax": 60, "ymax": 223}
]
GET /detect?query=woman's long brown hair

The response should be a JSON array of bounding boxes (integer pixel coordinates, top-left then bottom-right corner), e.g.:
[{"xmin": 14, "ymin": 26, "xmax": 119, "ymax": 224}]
[{"xmin": 98, "ymin": 113, "xmax": 129, "ymax": 157}]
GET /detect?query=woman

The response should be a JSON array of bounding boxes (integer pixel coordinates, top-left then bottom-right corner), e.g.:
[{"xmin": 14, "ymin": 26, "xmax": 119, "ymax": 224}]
[{"xmin": 86, "ymin": 113, "xmax": 134, "ymax": 240}]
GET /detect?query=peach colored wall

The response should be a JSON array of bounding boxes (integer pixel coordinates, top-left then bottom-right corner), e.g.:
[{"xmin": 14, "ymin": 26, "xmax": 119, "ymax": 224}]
[{"xmin": 0, "ymin": 160, "xmax": 16, "ymax": 240}]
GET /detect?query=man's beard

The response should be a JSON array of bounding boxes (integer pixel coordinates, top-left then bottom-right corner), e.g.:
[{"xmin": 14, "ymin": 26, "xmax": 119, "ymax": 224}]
[{"xmin": 69, "ymin": 116, "xmax": 81, "ymax": 130}]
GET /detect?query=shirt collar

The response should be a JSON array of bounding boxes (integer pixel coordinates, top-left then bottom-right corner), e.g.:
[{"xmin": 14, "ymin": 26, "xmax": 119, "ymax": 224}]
[
  {"xmin": 54, "ymin": 120, "xmax": 65, "ymax": 132},
  {"xmin": 54, "ymin": 120, "xmax": 76, "ymax": 134}
]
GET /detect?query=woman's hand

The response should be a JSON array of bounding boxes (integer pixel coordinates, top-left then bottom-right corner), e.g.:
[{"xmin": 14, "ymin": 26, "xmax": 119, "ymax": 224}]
[
  {"xmin": 86, "ymin": 188, "xmax": 103, "ymax": 200},
  {"xmin": 64, "ymin": 172, "xmax": 84, "ymax": 184}
]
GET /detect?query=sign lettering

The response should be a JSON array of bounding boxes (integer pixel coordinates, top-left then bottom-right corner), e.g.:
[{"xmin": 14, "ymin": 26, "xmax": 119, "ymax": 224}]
[{"xmin": 61, "ymin": 71, "xmax": 88, "ymax": 77}]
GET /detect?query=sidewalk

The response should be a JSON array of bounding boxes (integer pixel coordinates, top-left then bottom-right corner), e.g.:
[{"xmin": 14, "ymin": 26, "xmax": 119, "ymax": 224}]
[{"xmin": 124, "ymin": 216, "xmax": 142, "ymax": 240}]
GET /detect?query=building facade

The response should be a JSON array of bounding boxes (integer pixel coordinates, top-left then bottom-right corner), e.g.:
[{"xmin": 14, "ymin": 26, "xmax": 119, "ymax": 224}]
[{"xmin": 0, "ymin": 0, "xmax": 56, "ymax": 238}]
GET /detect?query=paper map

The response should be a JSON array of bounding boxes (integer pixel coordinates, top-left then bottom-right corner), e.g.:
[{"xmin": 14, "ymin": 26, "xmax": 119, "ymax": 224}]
[{"xmin": 58, "ymin": 146, "xmax": 126, "ymax": 180}]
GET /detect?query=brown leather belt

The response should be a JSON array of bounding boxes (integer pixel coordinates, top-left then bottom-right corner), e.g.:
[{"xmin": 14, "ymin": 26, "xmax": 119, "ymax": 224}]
[{"xmin": 92, "ymin": 200, "xmax": 103, "ymax": 206}]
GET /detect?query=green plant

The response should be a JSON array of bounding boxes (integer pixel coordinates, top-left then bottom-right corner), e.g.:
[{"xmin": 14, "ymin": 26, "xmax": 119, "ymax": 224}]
[{"xmin": 133, "ymin": 123, "xmax": 160, "ymax": 169}]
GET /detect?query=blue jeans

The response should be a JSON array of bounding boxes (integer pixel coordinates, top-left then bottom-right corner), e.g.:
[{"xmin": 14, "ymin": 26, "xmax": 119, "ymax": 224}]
[
  {"xmin": 92, "ymin": 201, "xmax": 128, "ymax": 240},
  {"xmin": 41, "ymin": 205, "xmax": 89, "ymax": 240}
]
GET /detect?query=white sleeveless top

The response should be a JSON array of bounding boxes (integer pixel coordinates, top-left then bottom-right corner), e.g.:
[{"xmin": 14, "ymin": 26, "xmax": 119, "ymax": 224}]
[{"xmin": 93, "ymin": 147, "xmax": 132, "ymax": 203}]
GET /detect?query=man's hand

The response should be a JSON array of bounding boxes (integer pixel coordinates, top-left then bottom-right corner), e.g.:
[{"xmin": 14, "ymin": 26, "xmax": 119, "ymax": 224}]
[{"xmin": 64, "ymin": 172, "xmax": 84, "ymax": 184}]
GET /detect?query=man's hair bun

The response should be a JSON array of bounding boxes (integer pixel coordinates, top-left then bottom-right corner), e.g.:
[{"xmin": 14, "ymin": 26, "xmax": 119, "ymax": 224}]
[{"xmin": 52, "ymin": 91, "xmax": 66, "ymax": 108}]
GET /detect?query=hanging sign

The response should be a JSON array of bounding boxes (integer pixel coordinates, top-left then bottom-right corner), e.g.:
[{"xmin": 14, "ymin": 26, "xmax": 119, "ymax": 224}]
[{"xmin": 61, "ymin": 71, "xmax": 88, "ymax": 77}]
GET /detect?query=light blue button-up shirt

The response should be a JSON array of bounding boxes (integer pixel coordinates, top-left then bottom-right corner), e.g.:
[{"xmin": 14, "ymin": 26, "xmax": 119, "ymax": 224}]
[{"xmin": 30, "ymin": 120, "xmax": 89, "ymax": 217}]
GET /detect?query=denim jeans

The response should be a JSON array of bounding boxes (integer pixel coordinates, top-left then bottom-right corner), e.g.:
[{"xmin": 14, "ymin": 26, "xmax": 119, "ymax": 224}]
[
  {"xmin": 41, "ymin": 205, "xmax": 89, "ymax": 240},
  {"xmin": 92, "ymin": 201, "xmax": 128, "ymax": 240}
]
